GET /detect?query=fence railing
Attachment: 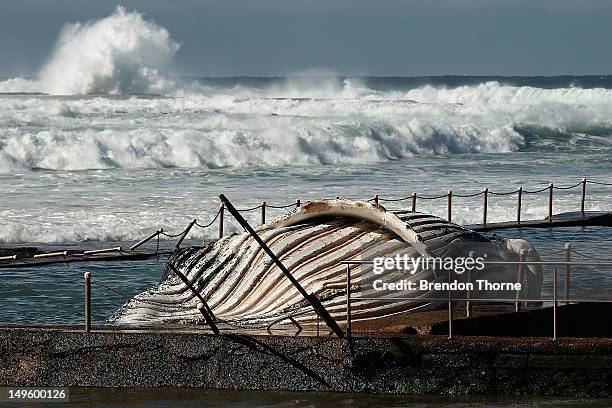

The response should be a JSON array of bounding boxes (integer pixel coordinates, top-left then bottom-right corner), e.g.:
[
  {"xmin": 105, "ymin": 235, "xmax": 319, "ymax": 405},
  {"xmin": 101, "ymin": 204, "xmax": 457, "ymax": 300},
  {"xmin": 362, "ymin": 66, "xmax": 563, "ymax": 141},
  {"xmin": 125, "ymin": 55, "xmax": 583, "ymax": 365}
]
[
  {"xmin": 1, "ymin": 179, "xmax": 612, "ymax": 338},
  {"xmin": 372, "ymin": 178, "xmax": 603, "ymax": 227},
  {"xmin": 200, "ymin": 178, "xmax": 612, "ymax": 240},
  {"xmin": 1, "ymin": 179, "xmax": 610, "ymax": 264},
  {"xmin": 181, "ymin": 178, "xmax": 611, "ymax": 243},
  {"xmin": 341, "ymin": 253, "xmax": 612, "ymax": 340},
  {"xmin": 2, "ymin": 242, "xmax": 609, "ymax": 340}
]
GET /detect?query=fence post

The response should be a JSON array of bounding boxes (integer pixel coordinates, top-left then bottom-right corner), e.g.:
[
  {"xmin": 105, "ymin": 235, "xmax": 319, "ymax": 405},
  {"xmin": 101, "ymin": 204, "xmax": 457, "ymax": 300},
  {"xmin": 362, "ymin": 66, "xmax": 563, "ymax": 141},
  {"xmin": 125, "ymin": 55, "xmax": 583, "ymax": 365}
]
[
  {"xmin": 581, "ymin": 178, "xmax": 587, "ymax": 216},
  {"xmin": 553, "ymin": 267, "xmax": 558, "ymax": 341},
  {"xmin": 411, "ymin": 192, "xmax": 417, "ymax": 212},
  {"xmin": 466, "ymin": 251, "xmax": 474, "ymax": 318},
  {"xmin": 175, "ymin": 219, "xmax": 197, "ymax": 250},
  {"xmin": 84, "ymin": 272, "xmax": 91, "ymax": 333},
  {"xmin": 261, "ymin": 201, "xmax": 266, "ymax": 225},
  {"xmin": 515, "ymin": 249, "xmax": 525, "ymax": 312},
  {"xmin": 218, "ymin": 203, "xmax": 225, "ymax": 239},
  {"xmin": 346, "ymin": 264, "xmax": 352, "ymax": 338},
  {"xmin": 564, "ymin": 242, "xmax": 571, "ymax": 304},
  {"xmin": 517, "ymin": 186, "xmax": 523, "ymax": 225},
  {"xmin": 130, "ymin": 229, "xmax": 163, "ymax": 251},
  {"xmin": 447, "ymin": 190, "xmax": 452, "ymax": 223},
  {"xmin": 548, "ymin": 183, "xmax": 553, "ymax": 222},
  {"xmin": 483, "ymin": 188, "xmax": 488, "ymax": 227},
  {"xmin": 296, "ymin": 199, "xmax": 301, "ymax": 209},
  {"xmin": 374, "ymin": 195, "xmax": 379, "ymax": 205},
  {"xmin": 465, "ymin": 270, "xmax": 471, "ymax": 317},
  {"xmin": 447, "ymin": 269, "xmax": 453, "ymax": 339},
  {"xmin": 83, "ymin": 247, "xmax": 121, "ymax": 256}
]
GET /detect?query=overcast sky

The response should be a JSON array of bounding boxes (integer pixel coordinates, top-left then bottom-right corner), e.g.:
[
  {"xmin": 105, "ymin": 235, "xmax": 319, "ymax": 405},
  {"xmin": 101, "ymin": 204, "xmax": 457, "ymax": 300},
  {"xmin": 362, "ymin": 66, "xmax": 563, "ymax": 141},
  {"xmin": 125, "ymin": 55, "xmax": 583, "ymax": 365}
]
[{"xmin": 1, "ymin": 0, "xmax": 611, "ymax": 77}]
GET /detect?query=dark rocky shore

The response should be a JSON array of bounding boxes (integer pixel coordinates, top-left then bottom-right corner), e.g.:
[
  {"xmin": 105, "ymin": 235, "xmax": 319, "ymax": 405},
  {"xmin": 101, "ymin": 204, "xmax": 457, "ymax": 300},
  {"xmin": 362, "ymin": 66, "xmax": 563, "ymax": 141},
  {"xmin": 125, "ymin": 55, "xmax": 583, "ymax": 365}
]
[{"xmin": 1, "ymin": 327, "xmax": 611, "ymax": 397}]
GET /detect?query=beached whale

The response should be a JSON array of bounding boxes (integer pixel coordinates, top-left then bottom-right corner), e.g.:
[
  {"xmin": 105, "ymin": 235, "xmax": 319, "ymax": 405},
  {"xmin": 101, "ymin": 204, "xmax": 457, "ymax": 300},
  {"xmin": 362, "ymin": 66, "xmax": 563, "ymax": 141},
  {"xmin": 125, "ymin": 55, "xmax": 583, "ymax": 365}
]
[{"xmin": 110, "ymin": 199, "xmax": 543, "ymax": 328}]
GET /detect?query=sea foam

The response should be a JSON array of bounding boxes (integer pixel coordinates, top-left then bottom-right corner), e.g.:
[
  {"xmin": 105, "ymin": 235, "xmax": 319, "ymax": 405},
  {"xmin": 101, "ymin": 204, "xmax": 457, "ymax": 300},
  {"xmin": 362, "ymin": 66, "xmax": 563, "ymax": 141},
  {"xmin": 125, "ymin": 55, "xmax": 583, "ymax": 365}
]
[
  {"xmin": 0, "ymin": 7, "xmax": 611, "ymax": 173},
  {"xmin": 38, "ymin": 6, "xmax": 178, "ymax": 95},
  {"xmin": 2, "ymin": 80, "xmax": 612, "ymax": 172}
]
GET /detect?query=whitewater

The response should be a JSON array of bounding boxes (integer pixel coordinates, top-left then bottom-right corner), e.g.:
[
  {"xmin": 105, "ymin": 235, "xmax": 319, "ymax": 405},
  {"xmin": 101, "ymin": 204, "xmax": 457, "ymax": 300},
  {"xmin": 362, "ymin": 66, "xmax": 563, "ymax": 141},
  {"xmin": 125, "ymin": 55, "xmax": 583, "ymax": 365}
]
[{"xmin": 0, "ymin": 6, "xmax": 611, "ymax": 244}]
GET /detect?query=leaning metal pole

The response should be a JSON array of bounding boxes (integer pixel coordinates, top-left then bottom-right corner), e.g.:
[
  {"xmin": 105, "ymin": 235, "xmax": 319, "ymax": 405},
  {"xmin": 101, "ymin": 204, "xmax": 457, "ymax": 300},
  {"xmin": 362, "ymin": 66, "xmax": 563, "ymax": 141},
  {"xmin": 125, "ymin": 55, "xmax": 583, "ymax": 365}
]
[
  {"xmin": 219, "ymin": 194, "xmax": 345, "ymax": 338},
  {"xmin": 167, "ymin": 263, "xmax": 220, "ymax": 335}
]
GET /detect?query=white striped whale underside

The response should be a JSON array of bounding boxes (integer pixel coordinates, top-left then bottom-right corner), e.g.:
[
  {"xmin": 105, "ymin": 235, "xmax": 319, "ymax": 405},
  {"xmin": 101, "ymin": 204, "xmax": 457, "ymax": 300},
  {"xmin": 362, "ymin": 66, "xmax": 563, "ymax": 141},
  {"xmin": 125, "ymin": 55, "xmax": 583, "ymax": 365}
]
[{"xmin": 110, "ymin": 200, "xmax": 543, "ymax": 328}]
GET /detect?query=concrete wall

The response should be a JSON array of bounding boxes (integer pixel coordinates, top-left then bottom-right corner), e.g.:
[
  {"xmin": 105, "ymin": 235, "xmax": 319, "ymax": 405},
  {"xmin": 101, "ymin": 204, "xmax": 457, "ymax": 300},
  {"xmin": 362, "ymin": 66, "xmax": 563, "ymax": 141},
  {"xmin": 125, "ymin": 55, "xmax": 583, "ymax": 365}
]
[{"xmin": 1, "ymin": 328, "xmax": 611, "ymax": 396}]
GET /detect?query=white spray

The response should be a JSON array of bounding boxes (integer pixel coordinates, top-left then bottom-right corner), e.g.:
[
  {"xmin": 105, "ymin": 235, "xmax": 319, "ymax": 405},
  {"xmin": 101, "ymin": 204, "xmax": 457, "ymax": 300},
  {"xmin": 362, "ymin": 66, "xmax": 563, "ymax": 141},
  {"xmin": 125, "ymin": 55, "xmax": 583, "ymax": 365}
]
[{"xmin": 38, "ymin": 6, "xmax": 179, "ymax": 95}]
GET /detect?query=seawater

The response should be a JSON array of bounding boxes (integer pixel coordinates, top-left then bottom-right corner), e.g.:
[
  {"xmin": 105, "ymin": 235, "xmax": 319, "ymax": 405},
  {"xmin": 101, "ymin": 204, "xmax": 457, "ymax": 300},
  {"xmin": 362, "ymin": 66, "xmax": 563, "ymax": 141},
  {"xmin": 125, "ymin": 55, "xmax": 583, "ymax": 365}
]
[{"xmin": 0, "ymin": 8, "xmax": 610, "ymax": 243}]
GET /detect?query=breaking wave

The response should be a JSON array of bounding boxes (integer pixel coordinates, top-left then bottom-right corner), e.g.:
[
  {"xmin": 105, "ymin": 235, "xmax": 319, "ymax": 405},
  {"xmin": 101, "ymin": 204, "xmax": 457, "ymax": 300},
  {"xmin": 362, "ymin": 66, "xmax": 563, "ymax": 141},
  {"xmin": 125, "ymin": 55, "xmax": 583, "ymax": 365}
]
[
  {"xmin": 0, "ymin": 7, "xmax": 611, "ymax": 172},
  {"xmin": 41, "ymin": 6, "xmax": 178, "ymax": 95},
  {"xmin": 1, "ymin": 78, "xmax": 612, "ymax": 172},
  {"xmin": 0, "ymin": 6, "xmax": 178, "ymax": 95}
]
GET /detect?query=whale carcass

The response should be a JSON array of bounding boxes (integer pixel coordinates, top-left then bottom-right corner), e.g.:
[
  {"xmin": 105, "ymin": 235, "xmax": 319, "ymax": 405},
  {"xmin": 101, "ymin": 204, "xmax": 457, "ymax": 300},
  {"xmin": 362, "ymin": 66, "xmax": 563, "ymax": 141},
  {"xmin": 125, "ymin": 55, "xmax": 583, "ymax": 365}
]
[{"xmin": 110, "ymin": 199, "xmax": 543, "ymax": 329}]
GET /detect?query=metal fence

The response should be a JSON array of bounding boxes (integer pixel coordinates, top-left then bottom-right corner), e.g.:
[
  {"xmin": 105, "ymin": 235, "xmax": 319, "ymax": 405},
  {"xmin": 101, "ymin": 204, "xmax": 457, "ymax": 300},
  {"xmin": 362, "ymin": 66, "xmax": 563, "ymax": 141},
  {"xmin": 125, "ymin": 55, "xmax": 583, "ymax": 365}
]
[
  {"xmin": 341, "ymin": 255, "xmax": 612, "ymax": 340},
  {"xmin": 1, "ymin": 178, "xmax": 610, "ymax": 264},
  {"xmin": 1, "ymin": 178, "xmax": 611, "ymax": 339},
  {"xmin": 3, "ymin": 241, "xmax": 609, "ymax": 341}
]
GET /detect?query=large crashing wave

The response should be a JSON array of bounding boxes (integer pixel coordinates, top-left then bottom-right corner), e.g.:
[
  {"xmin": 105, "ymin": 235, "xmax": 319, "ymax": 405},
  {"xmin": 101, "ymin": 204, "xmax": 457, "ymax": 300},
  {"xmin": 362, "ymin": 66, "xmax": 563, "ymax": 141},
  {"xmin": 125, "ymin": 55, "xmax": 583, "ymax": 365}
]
[
  {"xmin": 1, "ymin": 80, "xmax": 612, "ymax": 172},
  {"xmin": 41, "ymin": 6, "xmax": 178, "ymax": 95},
  {"xmin": 3, "ymin": 6, "xmax": 178, "ymax": 95}
]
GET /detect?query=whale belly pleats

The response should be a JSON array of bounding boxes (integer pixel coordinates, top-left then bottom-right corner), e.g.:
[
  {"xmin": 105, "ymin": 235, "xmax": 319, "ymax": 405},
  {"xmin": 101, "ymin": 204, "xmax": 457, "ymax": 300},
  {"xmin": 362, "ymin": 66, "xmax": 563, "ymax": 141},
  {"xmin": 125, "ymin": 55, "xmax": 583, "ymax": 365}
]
[{"xmin": 110, "ymin": 200, "xmax": 540, "ymax": 327}]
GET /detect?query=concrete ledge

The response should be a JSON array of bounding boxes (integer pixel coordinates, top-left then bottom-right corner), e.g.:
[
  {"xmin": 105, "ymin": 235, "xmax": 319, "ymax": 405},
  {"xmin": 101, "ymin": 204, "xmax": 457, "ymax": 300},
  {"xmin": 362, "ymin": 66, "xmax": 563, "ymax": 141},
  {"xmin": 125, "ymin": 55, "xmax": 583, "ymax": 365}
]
[
  {"xmin": 1, "ymin": 328, "xmax": 611, "ymax": 396},
  {"xmin": 429, "ymin": 303, "xmax": 612, "ymax": 337}
]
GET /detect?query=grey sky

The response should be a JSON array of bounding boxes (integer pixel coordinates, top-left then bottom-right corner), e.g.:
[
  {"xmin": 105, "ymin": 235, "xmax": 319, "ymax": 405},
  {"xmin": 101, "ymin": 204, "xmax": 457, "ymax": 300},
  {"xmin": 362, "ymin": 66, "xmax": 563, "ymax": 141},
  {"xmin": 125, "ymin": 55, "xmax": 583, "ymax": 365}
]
[{"xmin": 1, "ymin": 0, "xmax": 611, "ymax": 77}]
